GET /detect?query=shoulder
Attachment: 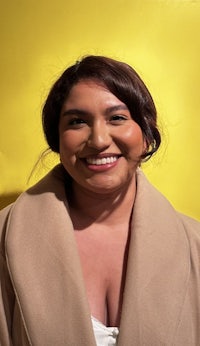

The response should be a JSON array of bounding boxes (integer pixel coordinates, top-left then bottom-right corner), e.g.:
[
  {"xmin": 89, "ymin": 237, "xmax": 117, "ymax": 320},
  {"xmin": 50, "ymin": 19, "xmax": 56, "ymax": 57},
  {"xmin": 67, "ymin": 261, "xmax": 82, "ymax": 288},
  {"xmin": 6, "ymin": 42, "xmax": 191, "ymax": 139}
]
[
  {"xmin": 0, "ymin": 203, "xmax": 13, "ymax": 221},
  {"xmin": 0, "ymin": 202, "xmax": 15, "ymax": 227},
  {"xmin": 175, "ymin": 214, "xmax": 200, "ymax": 280},
  {"xmin": 0, "ymin": 164, "xmax": 67, "ymax": 243},
  {"xmin": 0, "ymin": 204, "xmax": 14, "ymax": 257},
  {"xmin": 178, "ymin": 212, "xmax": 200, "ymax": 247},
  {"xmin": 179, "ymin": 212, "xmax": 200, "ymax": 229},
  {"xmin": 0, "ymin": 164, "xmax": 67, "ymax": 211},
  {"xmin": 136, "ymin": 168, "xmax": 200, "ymax": 238}
]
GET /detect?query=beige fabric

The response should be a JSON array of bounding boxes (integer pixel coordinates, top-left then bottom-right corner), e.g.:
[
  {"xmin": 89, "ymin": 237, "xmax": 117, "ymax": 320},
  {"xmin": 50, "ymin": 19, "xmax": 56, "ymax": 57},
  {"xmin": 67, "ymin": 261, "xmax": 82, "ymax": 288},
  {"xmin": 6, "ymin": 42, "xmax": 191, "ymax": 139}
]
[{"xmin": 0, "ymin": 165, "xmax": 200, "ymax": 345}]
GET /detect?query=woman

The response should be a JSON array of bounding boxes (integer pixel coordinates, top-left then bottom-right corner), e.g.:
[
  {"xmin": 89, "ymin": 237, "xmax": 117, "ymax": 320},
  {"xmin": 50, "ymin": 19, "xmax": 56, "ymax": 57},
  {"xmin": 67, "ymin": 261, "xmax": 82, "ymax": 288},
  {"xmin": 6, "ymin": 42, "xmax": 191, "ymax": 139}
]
[{"xmin": 0, "ymin": 56, "xmax": 200, "ymax": 346}]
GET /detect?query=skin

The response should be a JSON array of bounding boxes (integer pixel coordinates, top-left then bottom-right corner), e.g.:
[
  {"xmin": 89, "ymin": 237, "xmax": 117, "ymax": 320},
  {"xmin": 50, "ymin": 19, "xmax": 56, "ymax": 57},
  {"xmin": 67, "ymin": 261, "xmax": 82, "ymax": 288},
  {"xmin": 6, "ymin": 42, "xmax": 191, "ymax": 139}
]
[
  {"xmin": 58, "ymin": 79, "xmax": 146, "ymax": 327},
  {"xmin": 59, "ymin": 79, "xmax": 146, "ymax": 196}
]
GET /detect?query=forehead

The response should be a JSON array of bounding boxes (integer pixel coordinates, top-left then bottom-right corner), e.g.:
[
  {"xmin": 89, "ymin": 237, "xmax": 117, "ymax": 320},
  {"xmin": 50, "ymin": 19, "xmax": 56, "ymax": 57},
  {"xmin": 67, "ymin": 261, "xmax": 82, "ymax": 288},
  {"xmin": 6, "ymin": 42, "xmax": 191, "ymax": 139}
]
[{"xmin": 63, "ymin": 79, "xmax": 126, "ymax": 109}]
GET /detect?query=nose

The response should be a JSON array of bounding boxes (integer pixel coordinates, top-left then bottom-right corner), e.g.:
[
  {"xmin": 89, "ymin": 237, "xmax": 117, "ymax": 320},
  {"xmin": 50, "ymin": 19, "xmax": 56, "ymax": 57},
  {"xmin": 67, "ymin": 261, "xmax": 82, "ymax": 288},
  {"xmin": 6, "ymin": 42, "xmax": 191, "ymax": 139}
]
[{"xmin": 87, "ymin": 122, "xmax": 112, "ymax": 150}]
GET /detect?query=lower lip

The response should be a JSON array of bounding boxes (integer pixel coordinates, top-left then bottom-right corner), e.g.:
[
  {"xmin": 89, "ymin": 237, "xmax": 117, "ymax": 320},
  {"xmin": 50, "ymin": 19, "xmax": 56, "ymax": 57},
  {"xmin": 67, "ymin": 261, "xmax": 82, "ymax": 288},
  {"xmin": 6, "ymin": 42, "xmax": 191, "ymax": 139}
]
[{"xmin": 84, "ymin": 158, "xmax": 119, "ymax": 172}]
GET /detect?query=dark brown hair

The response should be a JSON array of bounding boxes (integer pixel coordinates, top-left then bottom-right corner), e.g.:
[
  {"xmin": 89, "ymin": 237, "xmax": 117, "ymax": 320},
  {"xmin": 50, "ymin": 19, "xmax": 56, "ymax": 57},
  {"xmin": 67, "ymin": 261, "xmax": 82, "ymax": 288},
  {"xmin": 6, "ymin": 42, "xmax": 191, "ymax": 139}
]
[{"xmin": 42, "ymin": 55, "xmax": 161, "ymax": 160}]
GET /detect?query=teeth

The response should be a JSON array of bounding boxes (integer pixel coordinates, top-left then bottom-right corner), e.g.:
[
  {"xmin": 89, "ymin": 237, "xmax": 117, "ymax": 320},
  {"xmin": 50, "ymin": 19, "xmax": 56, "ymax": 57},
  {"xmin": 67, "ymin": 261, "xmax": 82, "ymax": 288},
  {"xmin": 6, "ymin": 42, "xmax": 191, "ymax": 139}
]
[{"xmin": 86, "ymin": 156, "xmax": 118, "ymax": 165}]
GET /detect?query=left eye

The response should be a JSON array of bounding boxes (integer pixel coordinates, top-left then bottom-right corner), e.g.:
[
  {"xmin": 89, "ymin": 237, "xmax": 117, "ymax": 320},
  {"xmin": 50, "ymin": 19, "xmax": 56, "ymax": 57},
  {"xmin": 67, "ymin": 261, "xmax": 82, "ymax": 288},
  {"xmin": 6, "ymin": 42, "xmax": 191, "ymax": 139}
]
[{"xmin": 110, "ymin": 115, "xmax": 127, "ymax": 123}]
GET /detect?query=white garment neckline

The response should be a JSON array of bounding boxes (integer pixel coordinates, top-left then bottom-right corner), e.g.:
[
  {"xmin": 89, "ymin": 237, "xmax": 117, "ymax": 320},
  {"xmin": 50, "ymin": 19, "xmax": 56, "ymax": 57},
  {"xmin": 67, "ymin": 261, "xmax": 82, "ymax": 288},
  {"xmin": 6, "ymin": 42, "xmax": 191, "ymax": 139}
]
[{"xmin": 91, "ymin": 316, "xmax": 119, "ymax": 346}]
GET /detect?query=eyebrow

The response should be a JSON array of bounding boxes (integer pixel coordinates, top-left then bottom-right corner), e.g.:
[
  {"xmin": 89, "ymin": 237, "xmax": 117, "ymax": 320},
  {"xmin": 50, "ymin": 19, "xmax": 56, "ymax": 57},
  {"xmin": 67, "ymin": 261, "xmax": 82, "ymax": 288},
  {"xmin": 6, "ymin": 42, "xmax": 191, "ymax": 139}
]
[
  {"xmin": 105, "ymin": 105, "xmax": 129, "ymax": 114},
  {"xmin": 62, "ymin": 104, "xmax": 129, "ymax": 117},
  {"xmin": 62, "ymin": 109, "xmax": 88, "ymax": 117}
]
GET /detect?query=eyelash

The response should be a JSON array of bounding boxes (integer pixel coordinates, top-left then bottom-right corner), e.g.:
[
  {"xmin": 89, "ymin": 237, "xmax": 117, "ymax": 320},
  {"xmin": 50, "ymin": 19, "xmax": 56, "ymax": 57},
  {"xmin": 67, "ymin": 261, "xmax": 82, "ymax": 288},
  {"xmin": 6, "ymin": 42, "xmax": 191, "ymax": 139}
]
[
  {"xmin": 110, "ymin": 115, "xmax": 127, "ymax": 122},
  {"xmin": 68, "ymin": 118, "xmax": 85, "ymax": 126}
]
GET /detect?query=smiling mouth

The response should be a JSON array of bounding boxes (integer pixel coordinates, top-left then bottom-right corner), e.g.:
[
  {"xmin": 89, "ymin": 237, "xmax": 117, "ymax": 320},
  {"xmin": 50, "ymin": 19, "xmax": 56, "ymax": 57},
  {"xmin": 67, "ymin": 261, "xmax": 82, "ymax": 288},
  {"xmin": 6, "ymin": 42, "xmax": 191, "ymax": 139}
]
[{"xmin": 85, "ymin": 155, "xmax": 120, "ymax": 166}]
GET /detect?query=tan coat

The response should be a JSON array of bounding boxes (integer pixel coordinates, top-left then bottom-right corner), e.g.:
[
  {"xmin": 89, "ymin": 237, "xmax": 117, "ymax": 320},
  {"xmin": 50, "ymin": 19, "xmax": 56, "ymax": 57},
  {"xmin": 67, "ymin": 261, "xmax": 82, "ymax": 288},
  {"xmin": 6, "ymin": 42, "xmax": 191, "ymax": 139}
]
[{"xmin": 0, "ymin": 165, "xmax": 200, "ymax": 346}]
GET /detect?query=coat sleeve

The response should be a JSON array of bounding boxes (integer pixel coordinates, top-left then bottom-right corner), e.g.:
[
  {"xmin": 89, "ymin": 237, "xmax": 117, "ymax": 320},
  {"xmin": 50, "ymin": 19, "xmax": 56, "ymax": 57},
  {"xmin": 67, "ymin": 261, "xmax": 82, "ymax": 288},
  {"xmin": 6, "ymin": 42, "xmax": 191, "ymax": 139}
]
[{"xmin": 0, "ymin": 205, "xmax": 15, "ymax": 346}]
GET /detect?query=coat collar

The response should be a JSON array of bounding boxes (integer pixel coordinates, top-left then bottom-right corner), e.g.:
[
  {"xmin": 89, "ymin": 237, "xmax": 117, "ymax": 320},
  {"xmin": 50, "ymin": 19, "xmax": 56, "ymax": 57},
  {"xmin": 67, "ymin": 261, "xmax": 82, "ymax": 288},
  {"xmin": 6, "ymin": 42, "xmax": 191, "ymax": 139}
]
[
  {"xmin": 5, "ymin": 165, "xmax": 190, "ymax": 345},
  {"xmin": 118, "ymin": 169, "xmax": 190, "ymax": 345}
]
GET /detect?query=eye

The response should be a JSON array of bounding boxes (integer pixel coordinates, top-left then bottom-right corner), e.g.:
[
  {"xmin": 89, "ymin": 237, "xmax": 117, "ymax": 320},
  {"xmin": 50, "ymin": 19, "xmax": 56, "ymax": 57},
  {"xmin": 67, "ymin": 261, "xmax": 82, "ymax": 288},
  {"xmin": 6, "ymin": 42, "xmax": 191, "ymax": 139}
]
[
  {"xmin": 68, "ymin": 117, "xmax": 86, "ymax": 128},
  {"xmin": 109, "ymin": 114, "xmax": 128, "ymax": 124}
]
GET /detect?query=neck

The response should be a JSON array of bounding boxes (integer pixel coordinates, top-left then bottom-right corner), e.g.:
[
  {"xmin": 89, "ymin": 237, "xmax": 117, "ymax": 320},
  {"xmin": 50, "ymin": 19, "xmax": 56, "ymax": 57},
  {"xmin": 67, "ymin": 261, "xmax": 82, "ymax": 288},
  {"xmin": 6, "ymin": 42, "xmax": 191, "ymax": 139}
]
[{"xmin": 68, "ymin": 174, "xmax": 137, "ymax": 229}]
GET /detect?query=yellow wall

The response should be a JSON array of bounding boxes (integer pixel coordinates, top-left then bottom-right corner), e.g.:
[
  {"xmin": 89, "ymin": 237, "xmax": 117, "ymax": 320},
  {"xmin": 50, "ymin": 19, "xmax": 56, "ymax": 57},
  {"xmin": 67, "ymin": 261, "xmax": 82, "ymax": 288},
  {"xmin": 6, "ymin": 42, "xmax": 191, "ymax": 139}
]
[{"xmin": 0, "ymin": 0, "xmax": 200, "ymax": 220}]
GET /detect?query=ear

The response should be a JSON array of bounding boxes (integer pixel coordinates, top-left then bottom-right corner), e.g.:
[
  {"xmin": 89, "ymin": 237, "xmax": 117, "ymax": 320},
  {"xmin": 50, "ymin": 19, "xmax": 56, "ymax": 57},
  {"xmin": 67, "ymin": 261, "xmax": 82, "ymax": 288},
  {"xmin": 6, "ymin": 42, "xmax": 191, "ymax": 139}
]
[{"xmin": 142, "ymin": 137, "xmax": 148, "ymax": 155}]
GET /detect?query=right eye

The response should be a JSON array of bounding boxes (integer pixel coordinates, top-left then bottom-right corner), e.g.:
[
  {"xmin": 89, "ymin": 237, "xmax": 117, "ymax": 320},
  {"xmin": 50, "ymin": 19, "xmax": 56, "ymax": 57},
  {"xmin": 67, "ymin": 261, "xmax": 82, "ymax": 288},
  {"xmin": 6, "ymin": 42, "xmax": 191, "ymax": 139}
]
[{"xmin": 68, "ymin": 118, "xmax": 86, "ymax": 127}]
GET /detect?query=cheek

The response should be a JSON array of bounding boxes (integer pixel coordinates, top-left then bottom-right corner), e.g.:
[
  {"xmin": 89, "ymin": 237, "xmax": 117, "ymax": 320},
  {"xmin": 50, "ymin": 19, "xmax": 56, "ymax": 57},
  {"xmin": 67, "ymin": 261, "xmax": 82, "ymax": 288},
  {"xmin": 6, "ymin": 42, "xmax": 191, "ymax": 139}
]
[
  {"xmin": 59, "ymin": 131, "xmax": 86, "ymax": 164},
  {"xmin": 59, "ymin": 131, "xmax": 76, "ymax": 152},
  {"xmin": 120, "ymin": 126, "xmax": 145, "ymax": 151},
  {"xmin": 59, "ymin": 136, "xmax": 74, "ymax": 165}
]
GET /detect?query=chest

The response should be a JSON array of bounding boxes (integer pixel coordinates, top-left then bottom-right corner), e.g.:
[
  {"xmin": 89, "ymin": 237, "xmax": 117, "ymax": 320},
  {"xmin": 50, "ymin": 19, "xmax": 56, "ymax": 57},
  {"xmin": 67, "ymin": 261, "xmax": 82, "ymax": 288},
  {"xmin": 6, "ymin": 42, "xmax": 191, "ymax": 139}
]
[{"xmin": 74, "ymin": 227, "xmax": 130, "ymax": 327}]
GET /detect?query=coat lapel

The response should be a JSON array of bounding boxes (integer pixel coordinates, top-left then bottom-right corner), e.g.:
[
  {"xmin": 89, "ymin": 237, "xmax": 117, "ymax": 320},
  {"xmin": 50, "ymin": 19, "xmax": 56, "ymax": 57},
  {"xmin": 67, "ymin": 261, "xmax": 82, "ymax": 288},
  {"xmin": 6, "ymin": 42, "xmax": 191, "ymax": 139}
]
[
  {"xmin": 118, "ymin": 170, "xmax": 190, "ymax": 345},
  {"xmin": 5, "ymin": 167, "xmax": 96, "ymax": 345}
]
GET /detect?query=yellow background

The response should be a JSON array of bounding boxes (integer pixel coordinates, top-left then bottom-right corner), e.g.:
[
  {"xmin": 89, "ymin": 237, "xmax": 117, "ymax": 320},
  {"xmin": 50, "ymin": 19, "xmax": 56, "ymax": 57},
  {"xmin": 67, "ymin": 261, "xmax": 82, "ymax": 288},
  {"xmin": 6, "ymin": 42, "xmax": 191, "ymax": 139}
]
[{"xmin": 0, "ymin": 0, "xmax": 200, "ymax": 220}]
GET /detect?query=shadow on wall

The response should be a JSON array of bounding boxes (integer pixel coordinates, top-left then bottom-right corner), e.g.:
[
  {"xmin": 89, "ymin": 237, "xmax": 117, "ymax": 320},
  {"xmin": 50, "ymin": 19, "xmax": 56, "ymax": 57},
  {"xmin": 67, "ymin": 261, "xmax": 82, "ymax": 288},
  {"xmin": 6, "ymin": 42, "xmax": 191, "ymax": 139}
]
[{"xmin": 0, "ymin": 193, "xmax": 21, "ymax": 210}]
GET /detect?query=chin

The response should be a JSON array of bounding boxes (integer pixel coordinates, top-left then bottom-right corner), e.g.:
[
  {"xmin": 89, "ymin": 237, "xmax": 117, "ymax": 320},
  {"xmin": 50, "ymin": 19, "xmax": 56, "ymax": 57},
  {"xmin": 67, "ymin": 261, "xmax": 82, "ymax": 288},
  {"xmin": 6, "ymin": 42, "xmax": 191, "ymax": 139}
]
[{"xmin": 85, "ymin": 176, "xmax": 132, "ymax": 195}]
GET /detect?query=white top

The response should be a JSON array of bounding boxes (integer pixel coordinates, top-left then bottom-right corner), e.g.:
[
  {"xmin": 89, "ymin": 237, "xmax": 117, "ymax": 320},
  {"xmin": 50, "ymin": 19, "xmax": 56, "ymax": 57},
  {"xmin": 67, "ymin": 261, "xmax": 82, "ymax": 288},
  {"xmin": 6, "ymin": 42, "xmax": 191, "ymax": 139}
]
[{"xmin": 91, "ymin": 316, "xmax": 119, "ymax": 346}]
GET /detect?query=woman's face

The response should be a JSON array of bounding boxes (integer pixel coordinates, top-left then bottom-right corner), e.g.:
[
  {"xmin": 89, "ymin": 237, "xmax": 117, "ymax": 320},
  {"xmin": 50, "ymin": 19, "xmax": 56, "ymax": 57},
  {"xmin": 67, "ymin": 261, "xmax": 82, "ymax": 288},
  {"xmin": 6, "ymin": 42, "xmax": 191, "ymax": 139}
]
[{"xmin": 59, "ymin": 80, "xmax": 146, "ymax": 194}]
